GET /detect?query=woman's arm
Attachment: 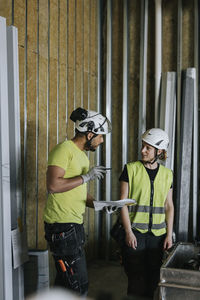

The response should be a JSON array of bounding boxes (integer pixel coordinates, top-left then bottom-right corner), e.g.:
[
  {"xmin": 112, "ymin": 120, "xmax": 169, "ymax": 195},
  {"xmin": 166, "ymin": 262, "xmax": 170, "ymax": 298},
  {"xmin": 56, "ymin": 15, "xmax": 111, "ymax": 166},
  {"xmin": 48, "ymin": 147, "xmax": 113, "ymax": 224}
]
[
  {"xmin": 163, "ymin": 188, "xmax": 174, "ymax": 250},
  {"xmin": 120, "ymin": 181, "xmax": 137, "ymax": 249}
]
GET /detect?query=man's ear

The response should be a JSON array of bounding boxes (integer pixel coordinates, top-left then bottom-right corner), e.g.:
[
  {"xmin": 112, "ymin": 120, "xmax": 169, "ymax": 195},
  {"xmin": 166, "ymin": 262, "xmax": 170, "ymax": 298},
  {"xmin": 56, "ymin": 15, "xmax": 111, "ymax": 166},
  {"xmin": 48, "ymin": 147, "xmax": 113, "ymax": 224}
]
[
  {"xmin": 157, "ymin": 149, "xmax": 163, "ymax": 156},
  {"xmin": 86, "ymin": 132, "xmax": 94, "ymax": 141}
]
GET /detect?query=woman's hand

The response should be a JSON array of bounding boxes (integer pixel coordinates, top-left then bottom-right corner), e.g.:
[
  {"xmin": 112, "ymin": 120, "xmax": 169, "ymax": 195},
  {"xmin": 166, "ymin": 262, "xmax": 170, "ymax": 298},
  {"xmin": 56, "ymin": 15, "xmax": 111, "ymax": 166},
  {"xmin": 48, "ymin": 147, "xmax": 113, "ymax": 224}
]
[
  {"xmin": 125, "ymin": 231, "xmax": 137, "ymax": 250},
  {"xmin": 163, "ymin": 235, "xmax": 173, "ymax": 250}
]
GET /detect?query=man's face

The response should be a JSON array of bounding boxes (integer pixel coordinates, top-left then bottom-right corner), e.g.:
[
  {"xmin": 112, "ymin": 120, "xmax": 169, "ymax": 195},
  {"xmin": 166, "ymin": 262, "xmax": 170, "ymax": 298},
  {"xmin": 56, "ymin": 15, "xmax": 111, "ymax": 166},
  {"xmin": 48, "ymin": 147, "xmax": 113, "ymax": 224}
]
[
  {"xmin": 141, "ymin": 141, "xmax": 156, "ymax": 163},
  {"xmin": 85, "ymin": 133, "xmax": 104, "ymax": 151}
]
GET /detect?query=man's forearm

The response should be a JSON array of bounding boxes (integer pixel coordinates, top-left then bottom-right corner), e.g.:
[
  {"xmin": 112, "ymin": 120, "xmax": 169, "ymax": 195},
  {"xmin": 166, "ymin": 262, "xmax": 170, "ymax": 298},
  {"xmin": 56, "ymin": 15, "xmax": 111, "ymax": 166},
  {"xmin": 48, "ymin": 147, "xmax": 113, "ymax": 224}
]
[{"xmin": 47, "ymin": 176, "xmax": 83, "ymax": 193}]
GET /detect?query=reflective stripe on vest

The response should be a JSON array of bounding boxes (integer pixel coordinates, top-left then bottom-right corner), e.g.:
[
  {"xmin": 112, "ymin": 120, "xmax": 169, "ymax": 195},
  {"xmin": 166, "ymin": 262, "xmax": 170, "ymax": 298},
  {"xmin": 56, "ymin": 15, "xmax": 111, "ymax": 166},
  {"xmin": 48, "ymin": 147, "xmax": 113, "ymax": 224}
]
[
  {"xmin": 128, "ymin": 205, "xmax": 165, "ymax": 214},
  {"xmin": 131, "ymin": 222, "xmax": 166, "ymax": 230}
]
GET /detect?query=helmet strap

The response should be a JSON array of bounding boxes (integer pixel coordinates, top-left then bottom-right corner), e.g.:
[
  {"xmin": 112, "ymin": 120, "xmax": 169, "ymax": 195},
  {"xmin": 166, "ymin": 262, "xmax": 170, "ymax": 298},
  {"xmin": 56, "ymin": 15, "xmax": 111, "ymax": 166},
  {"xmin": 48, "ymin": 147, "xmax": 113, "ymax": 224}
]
[{"xmin": 145, "ymin": 148, "xmax": 159, "ymax": 165}]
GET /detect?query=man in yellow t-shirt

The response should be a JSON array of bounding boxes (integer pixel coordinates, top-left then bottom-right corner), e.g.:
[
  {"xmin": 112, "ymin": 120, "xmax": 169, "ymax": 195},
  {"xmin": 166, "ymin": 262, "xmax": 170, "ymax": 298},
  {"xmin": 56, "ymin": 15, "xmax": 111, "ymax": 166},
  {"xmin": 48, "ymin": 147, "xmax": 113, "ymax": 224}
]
[{"xmin": 44, "ymin": 107, "xmax": 111, "ymax": 295}]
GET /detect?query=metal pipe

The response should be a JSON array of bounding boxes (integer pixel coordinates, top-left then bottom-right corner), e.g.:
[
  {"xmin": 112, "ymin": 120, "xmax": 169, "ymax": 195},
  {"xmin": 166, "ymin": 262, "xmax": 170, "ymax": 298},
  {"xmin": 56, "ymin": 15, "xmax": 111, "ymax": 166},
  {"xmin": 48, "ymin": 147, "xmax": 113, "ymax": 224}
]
[
  {"xmin": 87, "ymin": 0, "xmax": 92, "ymax": 243},
  {"xmin": 105, "ymin": 0, "xmax": 112, "ymax": 258},
  {"xmin": 24, "ymin": 0, "xmax": 28, "ymax": 224},
  {"xmin": 175, "ymin": 0, "xmax": 182, "ymax": 237},
  {"xmin": 193, "ymin": 0, "xmax": 199, "ymax": 240},
  {"xmin": 122, "ymin": 0, "xmax": 129, "ymax": 166},
  {"xmin": 95, "ymin": 0, "xmax": 102, "ymax": 256},
  {"xmin": 7, "ymin": 25, "xmax": 24, "ymax": 300},
  {"xmin": 176, "ymin": 0, "xmax": 182, "ymax": 168},
  {"xmin": 138, "ymin": 0, "xmax": 148, "ymax": 156},
  {"xmin": 154, "ymin": 0, "xmax": 162, "ymax": 127},
  {"xmin": 159, "ymin": 72, "xmax": 176, "ymax": 171},
  {"xmin": 0, "ymin": 16, "xmax": 13, "ymax": 300},
  {"xmin": 176, "ymin": 69, "xmax": 195, "ymax": 242},
  {"xmin": 35, "ymin": 0, "xmax": 39, "ymax": 249}
]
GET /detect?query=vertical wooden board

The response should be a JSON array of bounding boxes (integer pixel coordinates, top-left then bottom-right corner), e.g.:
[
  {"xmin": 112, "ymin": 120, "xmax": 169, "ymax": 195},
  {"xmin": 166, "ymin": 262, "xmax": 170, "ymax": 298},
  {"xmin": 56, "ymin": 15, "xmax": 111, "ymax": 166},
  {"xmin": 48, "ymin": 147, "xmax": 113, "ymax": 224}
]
[
  {"xmin": 14, "ymin": 0, "xmax": 26, "ymax": 47},
  {"xmin": 128, "ymin": 0, "xmax": 140, "ymax": 162},
  {"xmin": 162, "ymin": 0, "xmax": 177, "ymax": 72},
  {"xmin": 112, "ymin": 0, "xmax": 123, "ymax": 204},
  {"xmin": 49, "ymin": 0, "xmax": 58, "ymax": 152},
  {"xmin": 18, "ymin": 45, "xmax": 25, "ymax": 217},
  {"xmin": 80, "ymin": 0, "xmax": 84, "ymax": 107},
  {"xmin": 38, "ymin": 61, "xmax": 48, "ymax": 250},
  {"xmin": 87, "ymin": 1, "xmax": 96, "ymax": 249},
  {"xmin": 67, "ymin": 0, "xmax": 75, "ymax": 139},
  {"xmin": 38, "ymin": 58, "xmax": 48, "ymax": 249},
  {"xmin": 182, "ymin": 0, "xmax": 194, "ymax": 69},
  {"xmin": 89, "ymin": 0, "xmax": 97, "ymax": 205},
  {"xmin": 83, "ymin": 0, "xmax": 89, "ymax": 109},
  {"xmin": 39, "ymin": 0, "xmax": 49, "ymax": 59},
  {"xmin": 75, "ymin": 0, "xmax": 83, "ymax": 108},
  {"xmin": 26, "ymin": 0, "xmax": 37, "ymax": 248},
  {"xmin": 14, "ymin": 0, "xmax": 26, "ymax": 173},
  {"xmin": 59, "ymin": 0, "xmax": 67, "ymax": 142},
  {"xmin": 88, "ymin": 0, "xmax": 97, "ymax": 256},
  {"xmin": 14, "ymin": 0, "xmax": 26, "ymax": 175},
  {"xmin": 38, "ymin": 0, "xmax": 48, "ymax": 249},
  {"xmin": 0, "ymin": 0, "xmax": 7, "ymax": 11},
  {"xmin": 82, "ymin": 0, "xmax": 90, "ymax": 246},
  {"xmin": 0, "ymin": 0, "xmax": 12, "ymax": 25}
]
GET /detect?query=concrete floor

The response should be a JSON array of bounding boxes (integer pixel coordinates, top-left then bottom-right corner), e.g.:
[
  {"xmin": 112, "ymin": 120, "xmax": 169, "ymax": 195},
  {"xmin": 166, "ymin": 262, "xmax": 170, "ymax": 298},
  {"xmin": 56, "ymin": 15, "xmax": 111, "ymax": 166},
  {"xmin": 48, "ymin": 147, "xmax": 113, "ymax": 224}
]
[{"xmin": 87, "ymin": 260, "xmax": 153, "ymax": 300}]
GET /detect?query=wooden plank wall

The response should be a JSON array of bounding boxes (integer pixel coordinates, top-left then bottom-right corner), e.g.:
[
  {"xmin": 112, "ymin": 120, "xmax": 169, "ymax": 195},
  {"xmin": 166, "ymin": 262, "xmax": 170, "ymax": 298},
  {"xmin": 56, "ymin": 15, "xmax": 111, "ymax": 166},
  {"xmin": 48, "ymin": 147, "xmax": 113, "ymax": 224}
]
[
  {"xmin": 0, "ymin": 0, "xmax": 98, "ymax": 252},
  {"xmin": 0, "ymin": 0, "xmax": 196, "ymax": 260}
]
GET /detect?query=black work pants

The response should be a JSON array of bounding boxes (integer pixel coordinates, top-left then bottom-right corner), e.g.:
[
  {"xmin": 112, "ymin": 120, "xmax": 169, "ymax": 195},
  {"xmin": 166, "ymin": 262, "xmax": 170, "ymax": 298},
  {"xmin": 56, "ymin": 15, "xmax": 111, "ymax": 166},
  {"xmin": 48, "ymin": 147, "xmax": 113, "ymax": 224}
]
[
  {"xmin": 44, "ymin": 222, "xmax": 88, "ymax": 296},
  {"xmin": 121, "ymin": 230, "xmax": 165, "ymax": 298}
]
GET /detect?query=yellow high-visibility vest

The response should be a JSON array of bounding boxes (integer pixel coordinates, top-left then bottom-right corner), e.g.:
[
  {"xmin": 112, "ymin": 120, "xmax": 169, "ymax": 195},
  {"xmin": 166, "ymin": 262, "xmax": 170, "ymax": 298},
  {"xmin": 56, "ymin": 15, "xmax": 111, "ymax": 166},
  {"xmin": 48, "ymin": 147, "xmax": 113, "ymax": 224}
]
[{"xmin": 127, "ymin": 161, "xmax": 173, "ymax": 236}]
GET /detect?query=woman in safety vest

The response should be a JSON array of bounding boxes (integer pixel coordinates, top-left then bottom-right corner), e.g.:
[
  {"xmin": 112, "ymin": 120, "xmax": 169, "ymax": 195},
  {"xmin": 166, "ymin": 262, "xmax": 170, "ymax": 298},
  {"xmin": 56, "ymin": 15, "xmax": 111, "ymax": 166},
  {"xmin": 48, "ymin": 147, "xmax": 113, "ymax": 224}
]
[{"xmin": 119, "ymin": 128, "xmax": 174, "ymax": 298}]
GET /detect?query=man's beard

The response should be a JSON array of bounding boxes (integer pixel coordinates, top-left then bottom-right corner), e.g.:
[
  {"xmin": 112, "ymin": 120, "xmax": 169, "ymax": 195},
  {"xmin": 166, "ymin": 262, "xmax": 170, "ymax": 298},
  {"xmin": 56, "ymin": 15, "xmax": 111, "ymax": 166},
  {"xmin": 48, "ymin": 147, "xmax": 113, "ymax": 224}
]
[{"xmin": 84, "ymin": 140, "xmax": 96, "ymax": 152}]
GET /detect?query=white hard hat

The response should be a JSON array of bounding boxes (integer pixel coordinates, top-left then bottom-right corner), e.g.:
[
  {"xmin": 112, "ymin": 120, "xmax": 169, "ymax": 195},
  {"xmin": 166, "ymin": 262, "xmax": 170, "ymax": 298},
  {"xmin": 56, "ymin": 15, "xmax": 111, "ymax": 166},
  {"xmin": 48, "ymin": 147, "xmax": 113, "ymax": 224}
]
[
  {"xmin": 70, "ymin": 107, "xmax": 112, "ymax": 135},
  {"xmin": 142, "ymin": 128, "xmax": 169, "ymax": 150}
]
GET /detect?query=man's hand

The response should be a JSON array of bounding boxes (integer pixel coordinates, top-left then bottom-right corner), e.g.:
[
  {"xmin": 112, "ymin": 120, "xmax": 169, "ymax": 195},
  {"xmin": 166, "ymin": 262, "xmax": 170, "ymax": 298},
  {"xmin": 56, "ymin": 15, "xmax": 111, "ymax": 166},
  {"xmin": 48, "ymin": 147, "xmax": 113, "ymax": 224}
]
[
  {"xmin": 163, "ymin": 235, "xmax": 173, "ymax": 250},
  {"xmin": 125, "ymin": 231, "xmax": 137, "ymax": 250},
  {"xmin": 81, "ymin": 166, "xmax": 108, "ymax": 184},
  {"xmin": 103, "ymin": 206, "xmax": 118, "ymax": 214}
]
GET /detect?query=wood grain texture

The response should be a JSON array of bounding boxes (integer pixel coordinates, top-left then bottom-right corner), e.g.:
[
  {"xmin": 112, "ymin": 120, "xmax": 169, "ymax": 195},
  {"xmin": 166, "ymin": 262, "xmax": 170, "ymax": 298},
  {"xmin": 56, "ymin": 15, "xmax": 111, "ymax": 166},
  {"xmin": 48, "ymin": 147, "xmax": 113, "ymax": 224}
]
[
  {"xmin": 75, "ymin": 0, "xmax": 83, "ymax": 108},
  {"xmin": 38, "ymin": 0, "xmax": 48, "ymax": 249},
  {"xmin": 58, "ymin": 0, "xmax": 67, "ymax": 143},
  {"xmin": 66, "ymin": 0, "xmax": 75, "ymax": 140},
  {"xmin": 14, "ymin": 0, "xmax": 25, "ymax": 46},
  {"xmin": 49, "ymin": 0, "xmax": 58, "ymax": 152},
  {"xmin": 0, "ymin": 0, "xmax": 12, "ymax": 25},
  {"xmin": 26, "ymin": 0, "xmax": 37, "ymax": 248},
  {"xmin": 162, "ymin": 0, "xmax": 177, "ymax": 72},
  {"xmin": 83, "ymin": 0, "xmax": 89, "ymax": 110},
  {"xmin": 182, "ymin": 0, "xmax": 194, "ymax": 69}
]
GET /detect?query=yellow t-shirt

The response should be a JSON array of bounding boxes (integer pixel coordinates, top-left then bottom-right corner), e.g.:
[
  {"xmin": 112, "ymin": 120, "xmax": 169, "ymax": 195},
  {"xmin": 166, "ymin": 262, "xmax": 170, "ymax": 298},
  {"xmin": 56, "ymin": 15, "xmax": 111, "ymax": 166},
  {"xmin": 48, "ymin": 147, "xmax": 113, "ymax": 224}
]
[{"xmin": 43, "ymin": 140, "xmax": 89, "ymax": 224}]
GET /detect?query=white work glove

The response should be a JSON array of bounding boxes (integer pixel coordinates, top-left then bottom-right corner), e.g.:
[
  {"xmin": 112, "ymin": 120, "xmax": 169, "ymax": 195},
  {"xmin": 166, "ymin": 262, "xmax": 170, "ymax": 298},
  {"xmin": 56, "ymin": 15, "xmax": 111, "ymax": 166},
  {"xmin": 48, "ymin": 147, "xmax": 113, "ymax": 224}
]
[
  {"xmin": 104, "ymin": 206, "xmax": 118, "ymax": 214},
  {"xmin": 81, "ymin": 166, "xmax": 107, "ymax": 184}
]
